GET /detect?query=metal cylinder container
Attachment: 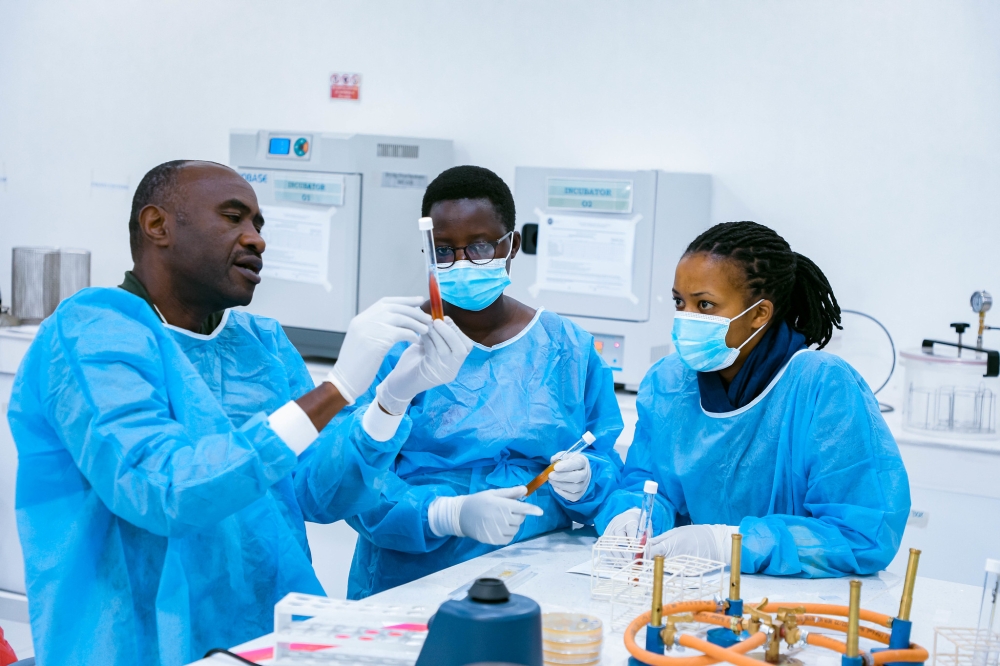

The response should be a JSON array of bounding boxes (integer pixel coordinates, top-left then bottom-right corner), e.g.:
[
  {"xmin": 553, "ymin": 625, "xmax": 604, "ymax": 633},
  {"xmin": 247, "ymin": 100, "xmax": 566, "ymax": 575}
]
[
  {"xmin": 57, "ymin": 248, "xmax": 91, "ymax": 301},
  {"xmin": 12, "ymin": 247, "xmax": 58, "ymax": 323},
  {"xmin": 11, "ymin": 247, "xmax": 91, "ymax": 323}
]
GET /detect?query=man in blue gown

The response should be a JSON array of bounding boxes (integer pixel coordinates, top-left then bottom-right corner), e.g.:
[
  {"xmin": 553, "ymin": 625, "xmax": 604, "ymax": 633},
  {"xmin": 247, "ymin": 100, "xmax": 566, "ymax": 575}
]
[{"xmin": 8, "ymin": 160, "xmax": 472, "ymax": 665}]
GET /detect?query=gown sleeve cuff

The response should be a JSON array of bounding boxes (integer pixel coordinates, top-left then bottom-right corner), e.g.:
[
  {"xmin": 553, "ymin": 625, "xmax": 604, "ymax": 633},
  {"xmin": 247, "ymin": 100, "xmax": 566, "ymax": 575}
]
[
  {"xmin": 428, "ymin": 495, "xmax": 465, "ymax": 537},
  {"xmin": 267, "ymin": 400, "xmax": 319, "ymax": 455},
  {"xmin": 362, "ymin": 401, "xmax": 405, "ymax": 442},
  {"xmin": 324, "ymin": 370, "xmax": 356, "ymax": 406}
]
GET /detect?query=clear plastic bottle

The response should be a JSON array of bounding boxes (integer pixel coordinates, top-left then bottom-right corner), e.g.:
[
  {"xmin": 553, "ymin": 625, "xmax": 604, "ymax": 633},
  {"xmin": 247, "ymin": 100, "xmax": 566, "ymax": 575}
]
[{"xmin": 974, "ymin": 558, "xmax": 1000, "ymax": 666}]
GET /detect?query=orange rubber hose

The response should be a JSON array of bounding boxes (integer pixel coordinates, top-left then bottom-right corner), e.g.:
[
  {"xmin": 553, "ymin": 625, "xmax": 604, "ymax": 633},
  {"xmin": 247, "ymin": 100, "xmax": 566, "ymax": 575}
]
[
  {"xmin": 759, "ymin": 602, "xmax": 893, "ymax": 628},
  {"xmin": 689, "ymin": 611, "xmax": 892, "ymax": 645},
  {"xmin": 663, "ymin": 601, "xmax": 721, "ymax": 615},
  {"xmin": 624, "ymin": 610, "xmax": 765, "ymax": 666},
  {"xmin": 679, "ymin": 634, "xmax": 769, "ymax": 666},
  {"xmin": 871, "ymin": 646, "xmax": 929, "ymax": 664},
  {"xmin": 799, "ymin": 615, "xmax": 891, "ymax": 643},
  {"xmin": 692, "ymin": 612, "xmax": 741, "ymax": 629},
  {"xmin": 805, "ymin": 628, "xmax": 927, "ymax": 663},
  {"xmin": 623, "ymin": 600, "xmax": 924, "ymax": 666},
  {"xmin": 807, "ymin": 633, "xmax": 847, "ymax": 654}
]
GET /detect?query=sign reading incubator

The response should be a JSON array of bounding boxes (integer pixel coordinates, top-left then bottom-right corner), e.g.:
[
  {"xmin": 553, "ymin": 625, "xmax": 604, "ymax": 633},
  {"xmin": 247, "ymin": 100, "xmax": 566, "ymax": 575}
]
[
  {"xmin": 546, "ymin": 177, "xmax": 634, "ymax": 213},
  {"xmin": 507, "ymin": 168, "xmax": 712, "ymax": 389},
  {"xmin": 231, "ymin": 130, "xmax": 452, "ymax": 358}
]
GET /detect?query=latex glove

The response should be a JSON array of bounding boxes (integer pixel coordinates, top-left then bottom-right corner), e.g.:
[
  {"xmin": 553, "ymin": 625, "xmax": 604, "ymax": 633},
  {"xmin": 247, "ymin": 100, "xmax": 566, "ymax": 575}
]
[
  {"xmin": 327, "ymin": 297, "xmax": 431, "ymax": 404},
  {"xmin": 428, "ymin": 486, "xmax": 544, "ymax": 546},
  {"xmin": 375, "ymin": 317, "xmax": 474, "ymax": 415},
  {"xmin": 647, "ymin": 524, "xmax": 741, "ymax": 565},
  {"xmin": 547, "ymin": 452, "xmax": 592, "ymax": 502},
  {"xmin": 603, "ymin": 508, "xmax": 641, "ymax": 538}
]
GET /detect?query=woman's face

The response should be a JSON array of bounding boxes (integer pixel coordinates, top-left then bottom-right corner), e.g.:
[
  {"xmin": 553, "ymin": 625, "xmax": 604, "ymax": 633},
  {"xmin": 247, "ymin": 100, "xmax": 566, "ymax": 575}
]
[{"xmin": 672, "ymin": 251, "xmax": 773, "ymax": 350}]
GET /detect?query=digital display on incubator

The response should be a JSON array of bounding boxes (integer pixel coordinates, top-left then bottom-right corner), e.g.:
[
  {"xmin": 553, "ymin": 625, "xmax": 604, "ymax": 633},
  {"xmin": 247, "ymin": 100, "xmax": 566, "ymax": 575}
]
[{"xmin": 268, "ymin": 137, "xmax": 291, "ymax": 155}]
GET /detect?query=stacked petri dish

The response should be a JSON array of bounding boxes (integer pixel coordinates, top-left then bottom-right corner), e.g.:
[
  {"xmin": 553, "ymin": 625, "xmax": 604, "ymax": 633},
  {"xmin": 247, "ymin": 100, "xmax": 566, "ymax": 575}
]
[{"xmin": 542, "ymin": 612, "xmax": 603, "ymax": 665}]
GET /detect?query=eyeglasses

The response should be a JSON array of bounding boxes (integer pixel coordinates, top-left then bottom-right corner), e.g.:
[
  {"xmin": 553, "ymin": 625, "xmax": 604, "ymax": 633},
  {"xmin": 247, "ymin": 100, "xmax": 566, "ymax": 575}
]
[{"xmin": 430, "ymin": 231, "xmax": 513, "ymax": 269}]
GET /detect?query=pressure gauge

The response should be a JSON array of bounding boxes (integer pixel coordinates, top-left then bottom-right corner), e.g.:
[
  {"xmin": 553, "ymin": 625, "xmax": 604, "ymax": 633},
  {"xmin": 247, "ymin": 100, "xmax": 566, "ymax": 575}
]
[{"xmin": 971, "ymin": 290, "xmax": 993, "ymax": 314}]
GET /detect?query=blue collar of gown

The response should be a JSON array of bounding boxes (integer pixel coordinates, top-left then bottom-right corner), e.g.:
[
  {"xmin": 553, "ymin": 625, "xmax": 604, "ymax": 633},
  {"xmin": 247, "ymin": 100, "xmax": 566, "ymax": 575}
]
[{"xmin": 697, "ymin": 320, "xmax": 807, "ymax": 413}]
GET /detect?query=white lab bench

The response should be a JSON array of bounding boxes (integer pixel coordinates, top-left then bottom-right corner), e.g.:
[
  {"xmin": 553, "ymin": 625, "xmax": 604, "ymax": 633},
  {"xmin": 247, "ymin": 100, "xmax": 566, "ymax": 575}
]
[{"xmin": 188, "ymin": 530, "xmax": 984, "ymax": 665}]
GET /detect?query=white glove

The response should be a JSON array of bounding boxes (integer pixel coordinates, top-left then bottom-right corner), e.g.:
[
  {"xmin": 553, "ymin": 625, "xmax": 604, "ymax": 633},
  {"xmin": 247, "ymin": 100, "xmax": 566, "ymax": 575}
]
[
  {"xmin": 427, "ymin": 486, "xmax": 544, "ymax": 546},
  {"xmin": 326, "ymin": 297, "xmax": 431, "ymax": 404},
  {"xmin": 547, "ymin": 452, "xmax": 592, "ymax": 502},
  {"xmin": 603, "ymin": 508, "xmax": 641, "ymax": 538},
  {"xmin": 375, "ymin": 317, "xmax": 474, "ymax": 415},
  {"xmin": 647, "ymin": 524, "xmax": 740, "ymax": 565}
]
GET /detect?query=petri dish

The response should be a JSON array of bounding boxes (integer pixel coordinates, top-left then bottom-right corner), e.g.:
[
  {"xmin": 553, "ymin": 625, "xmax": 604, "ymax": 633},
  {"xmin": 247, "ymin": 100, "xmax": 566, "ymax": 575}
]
[
  {"xmin": 542, "ymin": 652, "xmax": 601, "ymax": 666},
  {"xmin": 542, "ymin": 613, "xmax": 603, "ymax": 644},
  {"xmin": 542, "ymin": 612, "xmax": 602, "ymax": 665}
]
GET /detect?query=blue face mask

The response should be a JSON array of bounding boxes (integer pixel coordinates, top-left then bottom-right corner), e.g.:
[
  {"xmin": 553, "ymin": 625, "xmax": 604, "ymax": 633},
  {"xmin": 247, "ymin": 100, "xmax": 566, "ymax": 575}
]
[
  {"xmin": 437, "ymin": 244, "xmax": 513, "ymax": 312},
  {"xmin": 671, "ymin": 300, "xmax": 766, "ymax": 372}
]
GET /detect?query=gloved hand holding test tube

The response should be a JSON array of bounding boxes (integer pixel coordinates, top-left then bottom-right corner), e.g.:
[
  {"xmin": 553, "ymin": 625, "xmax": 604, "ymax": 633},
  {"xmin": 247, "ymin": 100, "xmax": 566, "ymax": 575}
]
[
  {"xmin": 418, "ymin": 217, "xmax": 445, "ymax": 320},
  {"xmin": 523, "ymin": 431, "xmax": 596, "ymax": 497}
]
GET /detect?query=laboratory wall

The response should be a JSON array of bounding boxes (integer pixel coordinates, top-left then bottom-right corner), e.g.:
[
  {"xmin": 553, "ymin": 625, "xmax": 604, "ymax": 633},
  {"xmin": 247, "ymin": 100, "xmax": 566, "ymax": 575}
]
[
  {"xmin": 1, "ymin": 1, "xmax": 999, "ymax": 368},
  {"xmin": 0, "ymin": 0, "xmax": 1000, "ymax": 374}
]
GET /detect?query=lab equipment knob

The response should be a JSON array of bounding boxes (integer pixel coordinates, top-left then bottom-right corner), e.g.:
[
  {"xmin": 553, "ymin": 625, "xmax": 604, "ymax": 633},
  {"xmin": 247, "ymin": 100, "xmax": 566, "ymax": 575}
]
[
  {"xmin": 468, "ymin": 578, "xmax": 510, "ymax": 603},
  {"xmin": 951, "ymin": 323, "xmax": 970, "ymax": 334}
]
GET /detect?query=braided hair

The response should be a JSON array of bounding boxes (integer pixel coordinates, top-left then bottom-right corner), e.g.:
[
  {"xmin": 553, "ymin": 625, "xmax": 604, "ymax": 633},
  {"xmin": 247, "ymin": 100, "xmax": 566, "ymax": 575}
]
[{"xmin": 685, "ymin": 221, "xmax": 842, "ymax": 348}]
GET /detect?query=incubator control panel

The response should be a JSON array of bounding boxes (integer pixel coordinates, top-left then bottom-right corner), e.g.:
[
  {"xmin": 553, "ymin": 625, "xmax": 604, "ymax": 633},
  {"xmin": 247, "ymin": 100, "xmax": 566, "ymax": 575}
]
[
  {"xmin": 265, "ymin": 132, "xmax": 313, "ymax": 160},
  {"xmin": 592, "ymin": 333, "xmax": 625, "ymax": 371}
]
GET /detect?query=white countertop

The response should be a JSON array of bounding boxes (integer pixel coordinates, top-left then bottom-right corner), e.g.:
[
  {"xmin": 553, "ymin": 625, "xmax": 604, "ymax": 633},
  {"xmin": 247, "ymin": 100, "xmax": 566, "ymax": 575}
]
[{"xmin": 189, "ymin": 531, "xmax": 982, "ymax": 665}]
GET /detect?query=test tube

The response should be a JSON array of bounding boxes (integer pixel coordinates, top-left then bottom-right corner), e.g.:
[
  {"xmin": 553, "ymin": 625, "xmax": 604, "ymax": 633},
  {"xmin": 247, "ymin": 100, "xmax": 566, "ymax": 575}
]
[
  {"xmin": 524, "ymin": 432, "xmax": 596, "ymax": 496},
  {"xmin": 418, "ymin": 217, "xmax": 444, "ymax": 320},
  {"xmin": 635, "ymin": 480, "xmax": 658, "ymax": 557},
  {"xmin": 974, "ymin": 559, "xmax": 1000, "ymax": 666}
]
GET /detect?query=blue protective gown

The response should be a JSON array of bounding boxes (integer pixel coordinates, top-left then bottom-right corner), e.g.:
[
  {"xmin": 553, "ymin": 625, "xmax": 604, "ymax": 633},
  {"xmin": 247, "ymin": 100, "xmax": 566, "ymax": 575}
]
[
  {"xmin": 345, "ymin": 309, "xmax": 624, "ymax": 598},
  {"xmin": 8, "ymin": 288, "xmax": 408, "ymax": 666},
  {"xmin": 595, "ymin": 350, "xmax": 910, "ymax": 577}
]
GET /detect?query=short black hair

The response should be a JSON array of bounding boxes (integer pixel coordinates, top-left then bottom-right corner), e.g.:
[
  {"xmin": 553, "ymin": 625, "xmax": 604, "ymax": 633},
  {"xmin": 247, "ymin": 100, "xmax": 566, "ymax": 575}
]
[
  {"xmin": 128, "ymin": 160, "xmax": 190, "ymax": 258},
  {"xmin": 421, "ymin": 165, "xmax": 516, "ymax": 233},
  {"xmin": 685, "ymin": 221, "xmax": 842, "ymax": 348}
]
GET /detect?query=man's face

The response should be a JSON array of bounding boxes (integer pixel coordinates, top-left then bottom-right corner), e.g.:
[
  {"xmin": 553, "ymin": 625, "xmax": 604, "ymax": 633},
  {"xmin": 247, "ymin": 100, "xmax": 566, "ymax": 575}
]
[{"xmin": 167, "ymin": 163, "xmax": 265, "ymax": 308}]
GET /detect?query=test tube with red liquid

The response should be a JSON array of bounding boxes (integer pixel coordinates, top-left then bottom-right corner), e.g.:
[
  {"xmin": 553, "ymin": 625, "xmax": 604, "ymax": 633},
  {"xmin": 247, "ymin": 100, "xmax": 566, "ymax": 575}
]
[{"xmin": 419, "ymin": 217, "xmax": 445, "ymax": 320}]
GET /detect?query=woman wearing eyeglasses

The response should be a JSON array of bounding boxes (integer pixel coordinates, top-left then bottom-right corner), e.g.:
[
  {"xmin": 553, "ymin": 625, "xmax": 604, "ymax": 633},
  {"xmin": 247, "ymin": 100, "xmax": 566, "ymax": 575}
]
[{"xmin": 339, "ymin": 166, "xmax": 624, "ymax": 598}]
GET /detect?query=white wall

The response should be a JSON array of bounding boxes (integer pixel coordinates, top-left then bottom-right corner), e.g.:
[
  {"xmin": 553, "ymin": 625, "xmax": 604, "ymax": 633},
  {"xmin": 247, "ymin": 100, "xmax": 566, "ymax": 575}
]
[{"xmin": 1, "ymin": 1, "xmax": 999, "ymax": 354}]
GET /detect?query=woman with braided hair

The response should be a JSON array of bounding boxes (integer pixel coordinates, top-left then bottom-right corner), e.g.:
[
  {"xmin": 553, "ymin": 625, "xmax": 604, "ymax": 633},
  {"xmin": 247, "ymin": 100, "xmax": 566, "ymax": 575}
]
[{"xmin": 596, "ymin": 221, "xmax": 909, "ymax": 577}]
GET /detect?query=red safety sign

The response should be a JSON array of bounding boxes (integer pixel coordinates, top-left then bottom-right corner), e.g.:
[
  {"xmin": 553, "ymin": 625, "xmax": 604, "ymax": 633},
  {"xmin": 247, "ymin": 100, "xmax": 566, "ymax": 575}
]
[{"xmin": 330, "ymin": 73, "xmax": 361, "ymax": 100}]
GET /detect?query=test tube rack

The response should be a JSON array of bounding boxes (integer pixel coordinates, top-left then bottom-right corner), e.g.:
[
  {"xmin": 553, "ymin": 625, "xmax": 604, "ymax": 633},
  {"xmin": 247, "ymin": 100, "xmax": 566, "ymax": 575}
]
[
  {"xmin": 591, "ymin": 535, "xmax": 646, "ymax": 600},
  {"xmin": 932, "ymin": 627, "xmax": 1000, "ymax": 666},
  {"xmin": 273, "ymin": 593, "xmax": 431, "ymax": 664},
  {"xmin": 590, "ymin": 535, "xmax": 725, "ymax": 632}
]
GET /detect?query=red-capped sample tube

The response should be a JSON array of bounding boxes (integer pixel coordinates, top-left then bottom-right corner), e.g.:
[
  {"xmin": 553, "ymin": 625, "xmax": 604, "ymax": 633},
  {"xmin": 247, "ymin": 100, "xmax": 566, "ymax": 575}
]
[{"xmin": 419, "ymin": 217, "xmax": 444, "ymax": 320}]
